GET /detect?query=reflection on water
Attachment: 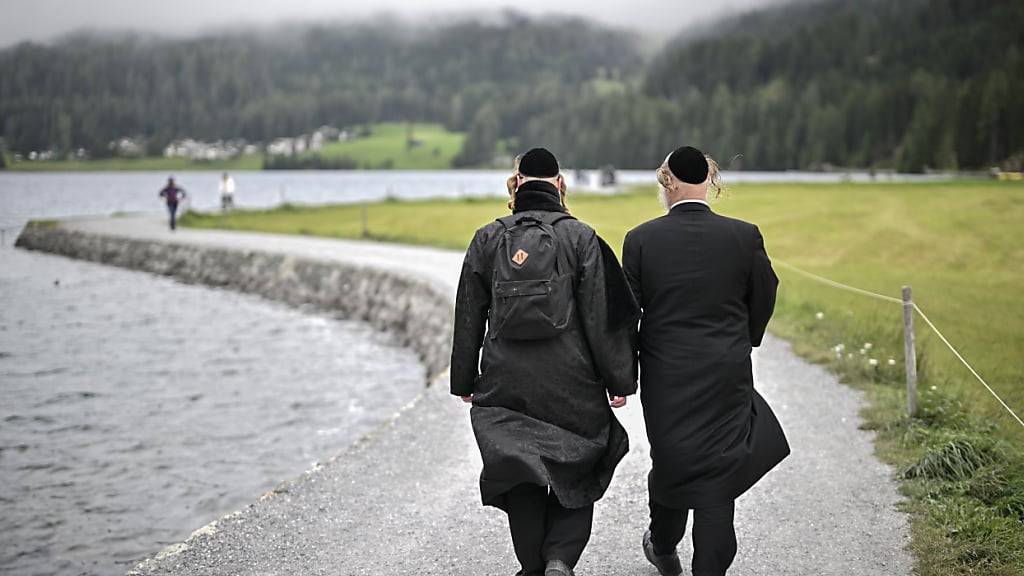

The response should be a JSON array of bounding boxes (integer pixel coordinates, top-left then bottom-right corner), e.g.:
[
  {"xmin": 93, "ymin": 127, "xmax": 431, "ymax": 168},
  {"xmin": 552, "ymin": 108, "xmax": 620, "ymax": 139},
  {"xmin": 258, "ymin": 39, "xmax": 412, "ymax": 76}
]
[{"xmin": 0, "ymin": 247, "xmax": 425, "ymax": 575}]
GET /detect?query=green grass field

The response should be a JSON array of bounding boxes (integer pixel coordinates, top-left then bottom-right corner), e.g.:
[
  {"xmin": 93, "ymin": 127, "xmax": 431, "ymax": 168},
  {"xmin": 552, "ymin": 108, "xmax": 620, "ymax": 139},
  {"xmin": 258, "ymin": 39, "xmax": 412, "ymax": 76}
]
[
  {"xmin": 183, "ymin": 180, "xmax": 1024, "ymax": 574},
  {"xmin": 4, "ymin": 122, "xmax": 465, "ymax": 171},
  {"xmin": 315, "ymin": 122, "xmax": 464, "ymax": 169}
]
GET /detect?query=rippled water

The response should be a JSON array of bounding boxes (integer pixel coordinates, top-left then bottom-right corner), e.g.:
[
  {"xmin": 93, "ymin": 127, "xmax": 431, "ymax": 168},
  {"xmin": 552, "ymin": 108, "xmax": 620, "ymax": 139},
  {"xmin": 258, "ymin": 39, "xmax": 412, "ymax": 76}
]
[{"xmin": 0, "ymin": 247, "xmax": 425, "ymax": 575}]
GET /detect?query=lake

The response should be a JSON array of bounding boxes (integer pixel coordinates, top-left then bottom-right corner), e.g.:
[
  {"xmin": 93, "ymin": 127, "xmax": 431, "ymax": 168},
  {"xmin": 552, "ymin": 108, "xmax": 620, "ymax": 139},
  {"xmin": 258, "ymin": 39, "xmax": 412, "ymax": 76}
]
[{"xmin": 0, "ymin": 169, "xmax": 952, "ymax": 234}]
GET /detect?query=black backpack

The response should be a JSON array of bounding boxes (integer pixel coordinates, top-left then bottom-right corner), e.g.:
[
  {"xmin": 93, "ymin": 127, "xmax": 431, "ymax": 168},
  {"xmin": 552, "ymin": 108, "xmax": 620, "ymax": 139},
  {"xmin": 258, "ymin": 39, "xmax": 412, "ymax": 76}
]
[{"xmin": 489, "ymin": 211, "xmax": 576, "ymax": 340}]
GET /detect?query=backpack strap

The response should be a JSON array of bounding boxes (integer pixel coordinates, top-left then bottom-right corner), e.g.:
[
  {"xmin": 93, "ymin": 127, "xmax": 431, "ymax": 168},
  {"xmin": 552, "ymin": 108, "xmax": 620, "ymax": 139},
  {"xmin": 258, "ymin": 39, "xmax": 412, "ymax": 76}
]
[
  {"xmin": 496, "ymin": 215, "xmax": 518, "ymax": 230},
  {"xmin": 538, "ymin": 211, "xmax": 575, "ymax": 227},
  {"xmin": 494, "ymin": 211, "xmax": 576, "ymax": 278},
  {"xmin": 495, "ymin": 211, "xmax": 575, "ymax": 229}
]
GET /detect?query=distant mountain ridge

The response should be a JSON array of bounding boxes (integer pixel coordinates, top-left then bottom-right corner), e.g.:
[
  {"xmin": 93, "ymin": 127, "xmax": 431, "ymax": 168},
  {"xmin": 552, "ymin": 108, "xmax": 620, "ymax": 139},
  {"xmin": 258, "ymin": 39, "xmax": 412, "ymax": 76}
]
[
  {"xmin": 1, "ymin": 1, "xmax": 1021, "ymax": 171},
  {"xmin": 638, "ymin": 0, "xmax": 1023, "ymax": 170},
  {"xmin": 520, "ymin": 0, "xmax": 1022, "ymax": 171}
]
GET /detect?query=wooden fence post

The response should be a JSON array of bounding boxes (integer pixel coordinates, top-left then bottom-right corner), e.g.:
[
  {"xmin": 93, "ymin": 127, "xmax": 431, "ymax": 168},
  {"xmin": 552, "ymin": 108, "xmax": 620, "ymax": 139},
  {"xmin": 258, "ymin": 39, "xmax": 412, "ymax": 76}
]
[{"xmin": 902, "ymin": 285, "xmax": 918, "ymax": 418}]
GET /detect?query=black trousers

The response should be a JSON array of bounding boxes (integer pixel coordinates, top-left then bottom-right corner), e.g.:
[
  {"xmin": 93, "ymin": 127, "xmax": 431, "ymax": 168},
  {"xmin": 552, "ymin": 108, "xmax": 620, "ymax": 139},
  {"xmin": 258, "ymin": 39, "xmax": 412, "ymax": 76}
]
[
  {"xmin": 649, "ymin": 498, "xmax": 737, "ymax": 576},
  {"xmin": 504, "ymin": 483, "xmax": 594, "ymax": 574},
  {"xmin": 166, "ymin": 203, "xmax": 179, "ymax": 230}
]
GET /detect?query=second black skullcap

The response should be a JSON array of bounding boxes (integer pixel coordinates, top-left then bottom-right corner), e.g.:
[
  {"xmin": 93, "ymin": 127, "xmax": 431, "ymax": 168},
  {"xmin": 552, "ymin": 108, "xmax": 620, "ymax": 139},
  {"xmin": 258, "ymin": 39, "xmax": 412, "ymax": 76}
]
[
  {"xmin": 518, "ymin": 147, "xmax": 560, "ymax": 178},
  {"xmin": 667, "ymin": 146, "xmax": 709, "ymax": 184}
]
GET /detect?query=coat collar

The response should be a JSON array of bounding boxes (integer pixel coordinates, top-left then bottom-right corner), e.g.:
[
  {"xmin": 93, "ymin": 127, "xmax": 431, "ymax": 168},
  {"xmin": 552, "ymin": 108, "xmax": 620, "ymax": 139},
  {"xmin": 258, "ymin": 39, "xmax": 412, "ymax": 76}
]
[
  {"xmin": 513, "ymin": 180, "xmax": 566, "ymax": 213},
  {"xmin": 669, "ymin": 202, "xmax": 712, "ymax": 215}
]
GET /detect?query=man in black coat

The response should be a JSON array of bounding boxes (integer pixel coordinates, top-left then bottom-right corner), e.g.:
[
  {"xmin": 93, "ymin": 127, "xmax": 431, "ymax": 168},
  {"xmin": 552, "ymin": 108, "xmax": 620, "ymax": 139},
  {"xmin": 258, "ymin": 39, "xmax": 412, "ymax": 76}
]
[
  {"xmin": 451, "ymin": 148, "xmax": 639, "ymax": 576},
  {"xmin": 622, "ymin": 146, "xmax": 790, "ymax": 576}
]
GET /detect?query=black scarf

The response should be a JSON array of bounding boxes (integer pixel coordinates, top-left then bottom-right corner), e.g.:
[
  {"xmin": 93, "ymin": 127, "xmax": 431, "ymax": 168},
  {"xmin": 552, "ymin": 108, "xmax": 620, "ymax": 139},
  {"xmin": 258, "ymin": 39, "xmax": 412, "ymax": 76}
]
[
  {"xmin": 511, "ymin": 180, "xmax": 639, "ymax": 330},
  {"xmin": 512, "ymin": 180, "xmax": 566, "ymax": 213}
]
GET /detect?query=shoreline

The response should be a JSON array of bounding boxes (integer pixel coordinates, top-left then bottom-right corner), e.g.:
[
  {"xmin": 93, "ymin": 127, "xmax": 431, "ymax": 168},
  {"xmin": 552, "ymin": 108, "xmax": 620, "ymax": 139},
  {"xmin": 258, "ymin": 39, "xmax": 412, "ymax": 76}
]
[
  {"xmin": 15, "ymin": 221, "xmax": 454, "ymax": 378},
  {"xmin": 15, "ymin": 218, "xmax": 461, "ymax": 572}
]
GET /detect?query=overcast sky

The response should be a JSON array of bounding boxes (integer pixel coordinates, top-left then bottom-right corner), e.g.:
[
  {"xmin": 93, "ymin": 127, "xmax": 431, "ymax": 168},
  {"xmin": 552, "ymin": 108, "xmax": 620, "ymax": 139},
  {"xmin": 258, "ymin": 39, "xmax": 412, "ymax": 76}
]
[{"xmin": 0, "ymin": 0, "xmax": 785, "ymax": 46}]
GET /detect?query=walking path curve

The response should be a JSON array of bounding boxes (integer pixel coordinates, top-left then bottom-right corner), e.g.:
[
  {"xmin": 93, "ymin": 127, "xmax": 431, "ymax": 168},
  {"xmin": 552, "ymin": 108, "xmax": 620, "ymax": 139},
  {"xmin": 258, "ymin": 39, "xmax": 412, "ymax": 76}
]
[{"xmin": 53, "ymin": 214, "xmax": 912, "ymax": 575}]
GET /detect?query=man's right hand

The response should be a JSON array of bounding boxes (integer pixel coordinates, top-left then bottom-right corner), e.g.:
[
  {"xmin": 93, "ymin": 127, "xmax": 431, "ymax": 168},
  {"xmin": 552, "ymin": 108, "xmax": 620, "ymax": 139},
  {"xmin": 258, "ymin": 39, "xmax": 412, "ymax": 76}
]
[
  {"xmin": 609, "ymin": 394, "xmax": 627, "ymax": 409},
  {"xmin": 461, "ymin": 395, "xmax": 473, "ymax": 404}
]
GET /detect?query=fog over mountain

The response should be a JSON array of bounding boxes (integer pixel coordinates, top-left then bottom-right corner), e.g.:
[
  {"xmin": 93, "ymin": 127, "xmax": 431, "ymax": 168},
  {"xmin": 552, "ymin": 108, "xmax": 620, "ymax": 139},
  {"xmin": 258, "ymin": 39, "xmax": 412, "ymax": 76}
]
[{"xmin": 0, "ymin": 0, "xmax": 790, "ymax": 46}]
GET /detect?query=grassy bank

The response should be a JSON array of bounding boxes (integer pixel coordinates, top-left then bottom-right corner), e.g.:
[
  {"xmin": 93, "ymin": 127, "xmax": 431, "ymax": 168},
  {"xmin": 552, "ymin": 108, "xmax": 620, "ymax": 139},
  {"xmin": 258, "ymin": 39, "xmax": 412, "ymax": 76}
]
[
  {"xmin": 4, "ymin": 122, "xmax": 464, "ymax": 172},
  {"xmin": 314, "ymin": 122, "xmax": 464, "ymax": 169},
  {"xmin": 182, "ymin": 181, "xmax": 1024, "ymax": 574}
]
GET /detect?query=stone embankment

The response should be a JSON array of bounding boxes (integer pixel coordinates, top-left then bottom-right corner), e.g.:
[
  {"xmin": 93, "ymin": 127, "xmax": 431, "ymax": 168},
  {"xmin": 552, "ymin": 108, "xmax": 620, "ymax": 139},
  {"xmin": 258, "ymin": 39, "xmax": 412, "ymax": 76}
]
[{"xmin": 16, "ymin": 221, "xmax": 453, "ymax": 377}]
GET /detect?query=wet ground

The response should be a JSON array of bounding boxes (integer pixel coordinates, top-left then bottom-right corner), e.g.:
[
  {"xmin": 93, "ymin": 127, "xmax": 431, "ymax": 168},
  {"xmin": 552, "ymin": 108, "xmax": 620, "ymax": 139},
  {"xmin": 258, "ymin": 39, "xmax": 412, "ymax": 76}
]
[{"xmin": 0, "ymin": 247, "xmax": 425, "ymax": 576}]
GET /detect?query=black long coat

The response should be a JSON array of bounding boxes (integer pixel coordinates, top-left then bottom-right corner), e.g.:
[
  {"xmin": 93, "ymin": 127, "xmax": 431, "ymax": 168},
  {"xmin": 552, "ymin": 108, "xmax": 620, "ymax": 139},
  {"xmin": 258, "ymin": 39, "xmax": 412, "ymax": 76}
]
[
  {"xmin": 622, "ymin": 202, "xmax": 789, "ymax": 509},
  {"xmin": 450, "ymin": 185, "xmax": 638, "ymax": 510}
]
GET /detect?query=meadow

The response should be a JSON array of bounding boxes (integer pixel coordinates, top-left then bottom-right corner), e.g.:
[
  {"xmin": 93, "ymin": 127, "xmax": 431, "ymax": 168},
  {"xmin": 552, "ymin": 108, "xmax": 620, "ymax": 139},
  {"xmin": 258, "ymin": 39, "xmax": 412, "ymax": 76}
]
[
  {"xmin": 182, "ymin": 180, "xmax": 1024, "ymax": 574},
  {"xmin": 314, "ymin": 123, "xmax": 465, "ymax": 170}
]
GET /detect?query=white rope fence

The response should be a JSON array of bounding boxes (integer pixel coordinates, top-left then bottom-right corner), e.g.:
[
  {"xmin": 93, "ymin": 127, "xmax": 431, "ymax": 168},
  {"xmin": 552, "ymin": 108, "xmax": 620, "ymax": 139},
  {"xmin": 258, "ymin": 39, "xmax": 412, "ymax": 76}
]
[
  {"xmin": 775, "ymin": 260, "xmax": 904, "ymax": 305},
  {"xmin": 911, "ymin": 303, "xmax": 1024, "ymax": 428},
  {"xmin": 775, "ymin": 258, "xmax": 1024, "ymax": 429}
]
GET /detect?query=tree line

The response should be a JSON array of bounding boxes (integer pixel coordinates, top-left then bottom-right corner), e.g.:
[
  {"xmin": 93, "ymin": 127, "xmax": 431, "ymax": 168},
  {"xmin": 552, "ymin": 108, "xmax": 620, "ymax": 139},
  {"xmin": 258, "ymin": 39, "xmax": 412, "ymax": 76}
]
[
  {"xmin": 1, "ymin": 0, "xmax": 1021, "ymax": 172},
  {"xmin": 0, "ymin": 14, "xmax": 642, "ymax": 163},
  {"xmin": 524, "ymin": 0, "xmax": 1024, "ymax": 172}
]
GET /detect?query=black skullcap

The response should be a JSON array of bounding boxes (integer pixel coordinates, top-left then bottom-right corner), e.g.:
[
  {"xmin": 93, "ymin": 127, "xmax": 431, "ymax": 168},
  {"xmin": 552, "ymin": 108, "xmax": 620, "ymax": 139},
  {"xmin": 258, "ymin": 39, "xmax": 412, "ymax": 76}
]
[
  {"xmin": 667, "ymin": 146, "xmax": 709, "ymax": 184},
  {"xmin": 518, "ymin": 147, "xmax": 560, "ymax": 178}
]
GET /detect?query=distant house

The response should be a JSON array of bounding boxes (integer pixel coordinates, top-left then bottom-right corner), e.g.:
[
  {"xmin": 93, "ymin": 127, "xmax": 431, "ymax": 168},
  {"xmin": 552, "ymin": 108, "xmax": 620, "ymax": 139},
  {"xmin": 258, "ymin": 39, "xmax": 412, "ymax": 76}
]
[
  {"xmin": 164, "ymin": 139, "xmax": 245, "ymax": 161},
  {"xmin": 110, "ymin": 137, "xmax": 146, "ymax": 158},
  {"xmin": 266, "ymin": 138, "xmax": 296, "ymax": 157}
]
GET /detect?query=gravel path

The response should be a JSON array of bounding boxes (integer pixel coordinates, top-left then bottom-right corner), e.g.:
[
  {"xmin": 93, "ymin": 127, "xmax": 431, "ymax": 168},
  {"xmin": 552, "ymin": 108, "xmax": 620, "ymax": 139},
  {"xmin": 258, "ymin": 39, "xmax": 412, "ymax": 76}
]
[{"xmin": 58, "ymin": 214, "xmax": 913, "ymax": 576}]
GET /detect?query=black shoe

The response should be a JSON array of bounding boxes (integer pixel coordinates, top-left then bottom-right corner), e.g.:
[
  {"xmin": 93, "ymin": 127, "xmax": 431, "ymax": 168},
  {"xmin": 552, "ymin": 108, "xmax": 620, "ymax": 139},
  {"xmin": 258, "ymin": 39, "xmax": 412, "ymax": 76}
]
[
  {"xmin": 643, "ymin": 529, "xmax": 683, "ymax": 576},
  {"xmin": 544, "ymin": 559, "xmax": 574, "ymax": 576}
]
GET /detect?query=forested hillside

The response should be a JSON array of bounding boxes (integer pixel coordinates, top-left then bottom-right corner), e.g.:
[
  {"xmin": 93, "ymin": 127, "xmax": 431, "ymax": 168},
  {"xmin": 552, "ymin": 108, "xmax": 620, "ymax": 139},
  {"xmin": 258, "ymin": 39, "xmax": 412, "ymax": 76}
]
[
  {"xmin": 523, "ymin": 0, "xmax": 1024, "ymax": 171},
  {"xmin": 1, "ymin": 0, "xmax": 1022, "ymax": 171},
  {"xmin": 0, "ymin": 15, "xmax": 642, "ymax": 162}
]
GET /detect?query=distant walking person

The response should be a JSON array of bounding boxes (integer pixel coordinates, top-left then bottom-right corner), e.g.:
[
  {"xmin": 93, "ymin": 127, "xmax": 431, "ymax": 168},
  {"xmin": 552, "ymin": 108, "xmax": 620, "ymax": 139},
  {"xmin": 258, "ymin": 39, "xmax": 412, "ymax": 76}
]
[
  {"xmin": 451, "ymin": 148, "xmax": 639, "ymax": 576},
  {"xmin": 219, "ymin": 172, "xmax": 236, "ymax": 212},
  {"xmin": 622, "ymin": 146, "xmax": 790, "ymax": 576},
  {"xmin": 158, "ymin": 177, "xmax": 187, "ymax": 231}
]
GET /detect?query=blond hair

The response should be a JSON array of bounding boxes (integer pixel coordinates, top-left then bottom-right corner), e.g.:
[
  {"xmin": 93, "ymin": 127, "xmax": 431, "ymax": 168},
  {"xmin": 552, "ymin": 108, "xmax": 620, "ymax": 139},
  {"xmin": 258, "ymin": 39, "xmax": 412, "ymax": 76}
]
[
  {"xmin": 656, "ymin": 154, "xmax": 724, "ymax": 198},
  {"xmin": 506, "ymin": 154, "xmax": 522, "ymax": 211}
]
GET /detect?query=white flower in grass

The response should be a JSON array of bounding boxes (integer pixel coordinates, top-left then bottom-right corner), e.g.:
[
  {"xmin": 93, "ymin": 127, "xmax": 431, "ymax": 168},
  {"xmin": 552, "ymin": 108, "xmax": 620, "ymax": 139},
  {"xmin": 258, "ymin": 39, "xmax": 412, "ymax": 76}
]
[
  {"xmin": 815, "ymin": 311, "xmax": 825, "ymax": 320},
  {"xmin": 864, "ymin": 342, "xmax": 873, "ymax": 350},
  {"xmin": 847, "ymin": 353, "xmax": 854, "ymax": 359},
  {"xmin": 887, "ymin": 358, "xmax": 897, "ymax": 366},
  {"xmin": 868, "ymin": 358, "xmax": 879, "ymax": 366},
  {"xmin": 930, "ymin": 385, "xmax": 938, "ymax": 391},
  {"xmin": 833, "ymin": 344, "xmax": 846, "ymax": 352},
  {"xmin": 859, "ymin": 348, "xmax": 867, "ymax": 355}
]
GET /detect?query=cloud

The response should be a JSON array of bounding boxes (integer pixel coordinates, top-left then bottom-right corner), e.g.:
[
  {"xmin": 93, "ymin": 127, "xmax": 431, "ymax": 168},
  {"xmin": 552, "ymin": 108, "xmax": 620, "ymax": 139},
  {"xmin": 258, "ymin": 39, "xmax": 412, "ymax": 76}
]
[{"xmin": 0, "ymin": 0, "xmax": 786, "ymax": 46}]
